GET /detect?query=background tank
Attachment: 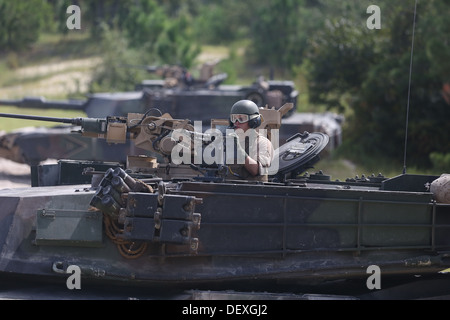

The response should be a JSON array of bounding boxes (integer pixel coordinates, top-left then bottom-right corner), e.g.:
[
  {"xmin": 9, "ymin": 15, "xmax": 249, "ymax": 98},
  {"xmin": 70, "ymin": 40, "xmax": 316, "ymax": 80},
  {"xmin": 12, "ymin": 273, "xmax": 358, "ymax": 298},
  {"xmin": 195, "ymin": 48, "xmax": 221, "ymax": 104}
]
[{"xmin": 0, "ymin": 70, "xmax": 342, "ymax": 165}]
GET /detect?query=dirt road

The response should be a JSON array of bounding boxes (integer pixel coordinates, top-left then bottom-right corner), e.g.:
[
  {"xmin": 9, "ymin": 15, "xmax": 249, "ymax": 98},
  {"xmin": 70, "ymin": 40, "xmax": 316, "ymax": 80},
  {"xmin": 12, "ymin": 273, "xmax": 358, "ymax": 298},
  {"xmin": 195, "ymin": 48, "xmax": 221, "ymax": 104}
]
[{"xmin": 0, "ymin": 57, "xmax": 101, "ymax": 99}]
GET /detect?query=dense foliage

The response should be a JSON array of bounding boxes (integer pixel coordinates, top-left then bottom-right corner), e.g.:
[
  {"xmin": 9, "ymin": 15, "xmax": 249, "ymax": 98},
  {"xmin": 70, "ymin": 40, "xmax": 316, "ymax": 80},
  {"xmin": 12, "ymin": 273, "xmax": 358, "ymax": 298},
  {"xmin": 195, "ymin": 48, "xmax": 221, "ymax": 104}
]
[
  {"xmin": 0, "ymin": 0, "xmax": 448, "ymax": 170},
  {"xmin": 0, "ymin": 0, "xmax": 52, "ymax": 50},
  {"xmin": 300, "ymin": 1, "xmax": 450, "ymax": 168}
]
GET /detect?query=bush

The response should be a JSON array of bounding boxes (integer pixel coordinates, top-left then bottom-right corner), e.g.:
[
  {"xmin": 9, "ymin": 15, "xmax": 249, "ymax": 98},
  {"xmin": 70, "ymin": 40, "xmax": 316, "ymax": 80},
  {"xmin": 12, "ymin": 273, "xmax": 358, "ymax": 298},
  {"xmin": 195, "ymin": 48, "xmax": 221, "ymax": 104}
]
[
  {"xmin": 88, "ymin": 26, "xmax": 149, "ymax": 93},
  {"xmin": 0, "ymin": 0, "xmax": 52, "ymax": 51},
  {"xmin": 430, "ymin": 152, "xmax": 450, "ymax": 173}
]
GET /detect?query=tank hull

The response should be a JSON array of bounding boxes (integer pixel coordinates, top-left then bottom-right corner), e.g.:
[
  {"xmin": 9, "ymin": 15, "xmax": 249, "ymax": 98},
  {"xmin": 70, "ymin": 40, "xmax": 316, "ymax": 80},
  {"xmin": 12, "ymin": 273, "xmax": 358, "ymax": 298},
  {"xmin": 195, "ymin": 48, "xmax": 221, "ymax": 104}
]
[{"xmin": 1, "ymin": 174, "xmax": 449, "ymax": 293}]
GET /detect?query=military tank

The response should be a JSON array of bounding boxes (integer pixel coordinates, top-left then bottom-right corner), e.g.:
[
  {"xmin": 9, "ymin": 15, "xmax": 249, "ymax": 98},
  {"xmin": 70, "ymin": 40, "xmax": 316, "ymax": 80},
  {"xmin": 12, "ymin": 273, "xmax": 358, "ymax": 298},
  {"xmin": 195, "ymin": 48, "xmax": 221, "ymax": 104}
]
[{"xmin": 0, "ymin": 105, "xmax": 448, "ymax": 300}]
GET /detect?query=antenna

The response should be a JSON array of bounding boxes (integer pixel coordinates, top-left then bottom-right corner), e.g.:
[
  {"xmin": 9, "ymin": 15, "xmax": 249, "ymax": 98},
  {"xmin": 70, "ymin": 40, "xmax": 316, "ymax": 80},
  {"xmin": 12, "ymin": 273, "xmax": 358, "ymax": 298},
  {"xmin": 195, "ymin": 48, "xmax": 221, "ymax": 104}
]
[{"xmin": 402, "ymin": 0, "xmax": 418, "ymax": 174}]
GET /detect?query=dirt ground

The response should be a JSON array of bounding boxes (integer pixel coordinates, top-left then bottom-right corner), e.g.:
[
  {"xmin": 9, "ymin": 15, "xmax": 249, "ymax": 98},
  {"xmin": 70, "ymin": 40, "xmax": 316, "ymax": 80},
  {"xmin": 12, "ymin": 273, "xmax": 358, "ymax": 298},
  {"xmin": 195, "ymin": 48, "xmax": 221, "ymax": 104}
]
[
  {"xmin": 0, "ymin": 58, "xmax": 101, "ymax": 99},
  {"xmin": 0, "ymin": 158, "xmax": 32, "ymax": 189}
]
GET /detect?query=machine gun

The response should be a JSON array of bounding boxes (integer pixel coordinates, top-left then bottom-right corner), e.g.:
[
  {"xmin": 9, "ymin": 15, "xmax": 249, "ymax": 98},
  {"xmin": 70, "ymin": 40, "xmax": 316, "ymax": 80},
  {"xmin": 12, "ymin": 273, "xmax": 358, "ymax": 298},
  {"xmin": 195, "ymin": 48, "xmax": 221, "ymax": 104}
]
[
  {"xmin": 0, "ymin": 102, "xmax": 334, "ymax": 186},
  {"xmin": 0, "ymin": 103, "xmax": 294, "ymax": 169},
  {"xmin": 0, "ymin": 111, "xmax": 196, "ymax": 163}
]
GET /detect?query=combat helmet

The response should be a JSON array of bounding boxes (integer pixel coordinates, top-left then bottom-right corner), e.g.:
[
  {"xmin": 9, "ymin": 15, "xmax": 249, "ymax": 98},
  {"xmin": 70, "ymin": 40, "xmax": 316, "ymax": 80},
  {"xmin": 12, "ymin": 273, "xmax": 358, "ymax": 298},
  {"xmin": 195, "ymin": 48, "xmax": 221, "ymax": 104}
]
[{"xmin": 229, "ymin": 100, "xmax": 261, "ymax": 128}]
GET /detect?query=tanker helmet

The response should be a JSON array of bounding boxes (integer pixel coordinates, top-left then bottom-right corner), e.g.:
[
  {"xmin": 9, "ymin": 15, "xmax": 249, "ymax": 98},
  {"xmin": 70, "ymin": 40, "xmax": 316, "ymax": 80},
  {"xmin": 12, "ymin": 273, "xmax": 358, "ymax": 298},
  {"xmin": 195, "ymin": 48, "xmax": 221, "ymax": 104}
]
[{"xmin": 229, "ymin": 100, "xmax": 261, "ymax": 128}]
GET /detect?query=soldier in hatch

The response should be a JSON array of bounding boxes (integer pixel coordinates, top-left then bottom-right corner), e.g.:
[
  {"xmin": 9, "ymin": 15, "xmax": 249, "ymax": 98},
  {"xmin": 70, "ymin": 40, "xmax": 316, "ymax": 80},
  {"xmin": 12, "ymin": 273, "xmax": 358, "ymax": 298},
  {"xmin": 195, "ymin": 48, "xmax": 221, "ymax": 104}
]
[{"xmin": 226, "ymin": 100, "xmax": 274, "ymax": 182}]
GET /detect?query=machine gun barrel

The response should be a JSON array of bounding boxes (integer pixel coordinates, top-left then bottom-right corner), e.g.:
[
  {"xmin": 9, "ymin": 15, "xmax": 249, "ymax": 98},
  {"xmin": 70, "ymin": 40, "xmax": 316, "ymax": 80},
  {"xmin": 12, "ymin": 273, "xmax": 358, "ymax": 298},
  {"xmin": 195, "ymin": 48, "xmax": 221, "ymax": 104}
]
[
  {"xmin": 0, "ymin": 113, "xmax": 83, "ymax": 125},
  {"xmin": 0, "ymin": 113, "xmax": 111, "ymax": 141}
]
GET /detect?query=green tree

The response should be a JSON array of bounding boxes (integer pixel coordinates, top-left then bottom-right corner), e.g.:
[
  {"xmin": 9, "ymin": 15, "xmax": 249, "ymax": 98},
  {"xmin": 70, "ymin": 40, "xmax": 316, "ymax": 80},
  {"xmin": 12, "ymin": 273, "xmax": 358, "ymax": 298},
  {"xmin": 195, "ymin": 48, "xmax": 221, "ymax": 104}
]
[
  {"xmin": 88, "ymin": 26, "xmax": 148, "ymax": 92},
  {"xmin": 123, "ymin": 0, "xmax": 200, "ymax": 68},
  {"xmin": 247, "ymin": 0, "xmax": 324, "ymax": 71},
  {"xmin": 89, "ymin": 0, "xmax": 201, "ymax": 92},
  {"xmin": 79, "ymin": 0, "xmax": 135, "ymax": 38},
  {"xmin": 0, "ymin": 0, "xmax": 52, "ymax": 51},
  {"xmin": 153, "ymin": 12, "xmax": 200, "ymax": 67},
  {"xmin": 192, "ymin": 1, "xmax": 253, "ymax": 45},
  {"xmin": 300, "ymin": 1, "xmax": 450, "ymax": 169},
  {"xmin": 124, "ymin": 0, "xmax": 166, "ymax": 50}
]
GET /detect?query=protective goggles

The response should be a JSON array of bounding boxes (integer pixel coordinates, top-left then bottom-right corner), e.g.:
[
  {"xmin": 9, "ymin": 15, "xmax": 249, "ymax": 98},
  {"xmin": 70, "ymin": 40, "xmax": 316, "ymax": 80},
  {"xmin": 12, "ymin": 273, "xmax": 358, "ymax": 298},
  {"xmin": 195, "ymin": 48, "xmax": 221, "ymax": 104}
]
[{"xmin": 230, "ymin": 113, "xmax": 259, "ymax": 124}]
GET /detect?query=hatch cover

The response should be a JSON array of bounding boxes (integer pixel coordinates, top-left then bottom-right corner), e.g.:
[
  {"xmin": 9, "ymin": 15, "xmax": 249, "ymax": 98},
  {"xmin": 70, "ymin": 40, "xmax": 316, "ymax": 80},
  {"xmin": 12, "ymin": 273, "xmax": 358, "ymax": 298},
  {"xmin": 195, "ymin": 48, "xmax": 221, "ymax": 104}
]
[{"xmin": 269, "ymin": 132, "xmax": 329, "ymax": 180}]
